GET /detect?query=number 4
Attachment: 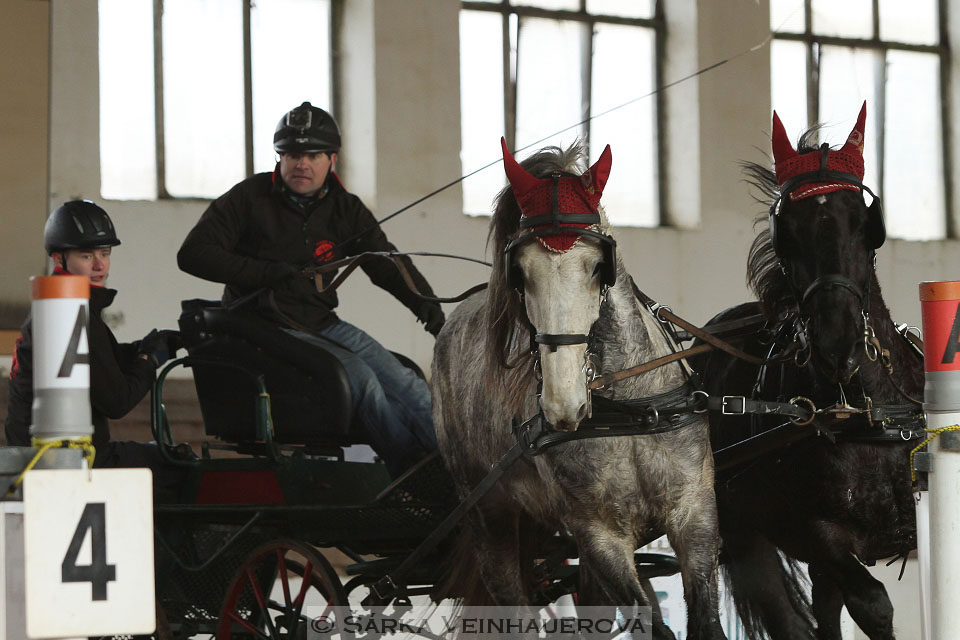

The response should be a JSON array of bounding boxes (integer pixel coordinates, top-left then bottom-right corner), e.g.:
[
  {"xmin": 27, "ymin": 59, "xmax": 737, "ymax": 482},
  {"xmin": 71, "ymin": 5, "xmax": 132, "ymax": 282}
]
[{"xmin": 61, "ymin": 502, "xmax": 117, "ymax": 601}]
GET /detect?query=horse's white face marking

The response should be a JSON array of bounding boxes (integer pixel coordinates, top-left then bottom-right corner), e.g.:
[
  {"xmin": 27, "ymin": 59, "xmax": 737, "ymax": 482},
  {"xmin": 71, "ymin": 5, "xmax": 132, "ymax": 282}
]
[{"xmin": 515, "ymin": 237, "xmax": 604, "ymax": 431}]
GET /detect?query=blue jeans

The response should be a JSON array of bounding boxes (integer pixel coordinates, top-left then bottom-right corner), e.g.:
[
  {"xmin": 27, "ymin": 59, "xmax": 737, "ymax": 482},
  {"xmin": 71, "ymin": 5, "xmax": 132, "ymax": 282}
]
[{"xmin": 282, "ymin": 321, "xmax": 437, "ymax": 476}]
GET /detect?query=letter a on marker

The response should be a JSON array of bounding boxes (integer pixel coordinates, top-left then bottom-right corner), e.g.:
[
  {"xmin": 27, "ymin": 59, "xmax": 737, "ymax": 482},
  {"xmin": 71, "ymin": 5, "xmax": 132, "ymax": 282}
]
[{"xmin": 58, "ymin": 306, "xmax": 90, "ymax": 378}]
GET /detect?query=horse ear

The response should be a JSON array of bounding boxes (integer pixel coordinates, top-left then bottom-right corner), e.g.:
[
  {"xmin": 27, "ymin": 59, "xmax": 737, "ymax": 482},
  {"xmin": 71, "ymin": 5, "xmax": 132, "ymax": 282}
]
[
  {"xmin": 842, "ymin": 101, "xmax": 867, "ymax": 156},
  {"xmin": 501, "ymin": 137, "xmax": 542, "ymax": 197},
  {"xmin": 586, "ymin": 144, "xmax": 612, "ymax": 196},
  {"xmin": 771, "ymin": 112, "xmax": 797, "ymax": 163}
]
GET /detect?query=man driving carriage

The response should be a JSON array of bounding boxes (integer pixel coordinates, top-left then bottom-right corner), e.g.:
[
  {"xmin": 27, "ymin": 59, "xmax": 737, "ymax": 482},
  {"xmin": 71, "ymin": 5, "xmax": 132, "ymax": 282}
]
[
  {"xmin": 177, "ymin": 101, "xmax": 443, "ymax": 477},
  {"xmin": 5, "ymin": 200, "xmax": 183, "ymax": 479}
]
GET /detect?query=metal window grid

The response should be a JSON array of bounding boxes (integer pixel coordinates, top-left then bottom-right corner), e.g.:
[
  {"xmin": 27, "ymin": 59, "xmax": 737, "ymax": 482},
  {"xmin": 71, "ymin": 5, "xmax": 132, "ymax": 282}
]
[
  {"xmin": 773, "ymin": 0, "xmax": 953, "ymax": 237},
  {"xmin": 461, "ymin": 0, "xmax": 667, "ymax": 225}
]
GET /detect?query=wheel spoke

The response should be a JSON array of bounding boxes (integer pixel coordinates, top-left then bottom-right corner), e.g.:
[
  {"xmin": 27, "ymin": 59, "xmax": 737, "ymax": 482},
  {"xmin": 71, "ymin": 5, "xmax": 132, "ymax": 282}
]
[
  {"xmin": 293, "ymin": 560, "xmax": 314, "ymax": 608},
  {"xmin": 247, "ymin": 567, "xmax": 279, "ymax": 638},
  {"xmin": 228, "ymin": 610, "xmax": 272, "ymax": 638},
  {"xmin": 277, "ymin": 549, "xmax": 292, "ymax": 606}
]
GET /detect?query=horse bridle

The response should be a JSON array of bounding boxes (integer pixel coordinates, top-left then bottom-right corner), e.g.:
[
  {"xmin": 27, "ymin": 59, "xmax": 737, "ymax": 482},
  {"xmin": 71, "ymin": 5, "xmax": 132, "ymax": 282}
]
[
  {"xmin": 769, "ymin": 144, "xmax": 886, "ymax": 357},
  {"xmin": 504, "ymin": 171, "xmax": 618, "ymax": 354}
]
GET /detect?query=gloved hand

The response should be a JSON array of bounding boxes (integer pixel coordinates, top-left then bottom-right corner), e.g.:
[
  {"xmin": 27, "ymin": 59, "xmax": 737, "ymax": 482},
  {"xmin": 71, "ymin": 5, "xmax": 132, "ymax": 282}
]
[
  {"xmin": 416, "ymin": 303, "xmax": 445, "ymax": 337},
  {"xmin": 266, "ymin": 261, "xmax": 301, "ymax": 285},
  {"xmin": 138, "ymin": 329, "xmax": 180, "ymax": 367}
]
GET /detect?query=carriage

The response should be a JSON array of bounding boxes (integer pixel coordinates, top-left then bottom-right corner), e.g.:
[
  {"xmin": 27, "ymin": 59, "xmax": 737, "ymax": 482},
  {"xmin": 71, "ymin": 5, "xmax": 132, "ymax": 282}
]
[
  {"xmin": 145, "ymin": 108, "xmax": 927, "ymax": 640},
  {"xmin": 148, "ymin": 297, "xmax": 683, "ymax": 638}
]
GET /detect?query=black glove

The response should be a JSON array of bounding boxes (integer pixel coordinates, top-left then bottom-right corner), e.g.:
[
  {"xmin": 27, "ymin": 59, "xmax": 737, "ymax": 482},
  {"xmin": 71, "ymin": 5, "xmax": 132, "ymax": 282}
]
[
  {"xmin": 417, "ymin": 303, "xmax": 445, "ymax": 337},
  {"xmin": 138, "ymin": 329, "xmax": 179, "ymax": 367},
  {"xmin": 266, "ymin": 262, "xmax": 301, "ymax": 285}
]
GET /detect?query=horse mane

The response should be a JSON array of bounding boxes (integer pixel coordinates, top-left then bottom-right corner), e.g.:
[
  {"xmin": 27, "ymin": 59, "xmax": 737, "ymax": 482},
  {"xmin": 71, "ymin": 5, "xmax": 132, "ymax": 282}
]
[
  {"xmin": 486, "ymin": 141, "xmax": 590, "ymax": 371},
  {"xmin": 743, "ymin": 126, "xmax": 836, "ymax": 319}
]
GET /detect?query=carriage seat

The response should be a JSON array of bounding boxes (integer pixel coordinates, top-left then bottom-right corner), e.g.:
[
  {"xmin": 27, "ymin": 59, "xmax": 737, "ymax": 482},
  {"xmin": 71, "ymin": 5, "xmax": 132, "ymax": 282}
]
[{"xmin": 178, "ymin": 299, "xmax": 360, "ymax": 447}]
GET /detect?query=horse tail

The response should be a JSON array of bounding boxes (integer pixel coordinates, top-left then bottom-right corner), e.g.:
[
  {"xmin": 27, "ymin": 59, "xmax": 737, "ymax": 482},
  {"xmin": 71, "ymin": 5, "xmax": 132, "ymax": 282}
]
[{"xmin": 721, "ymin": 530, "xmax": 816, "ymax": 639}]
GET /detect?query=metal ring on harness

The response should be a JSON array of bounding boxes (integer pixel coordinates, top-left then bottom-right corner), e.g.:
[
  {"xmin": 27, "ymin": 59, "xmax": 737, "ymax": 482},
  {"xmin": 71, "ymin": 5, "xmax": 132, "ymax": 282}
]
[
  {"xmin": 692, "ymin": 390, "xmax": 709, "ymax": 414},
  {"xmin": 650, "ymin": 304, "xmax": 673, "ymax": 323},
  {"xmin": 789, "ymin": 396, "xmax": 817, "ymax": 426},
  {"xmin": 645, "ymin": 406, "xmax": 660, "ymax": 427}
]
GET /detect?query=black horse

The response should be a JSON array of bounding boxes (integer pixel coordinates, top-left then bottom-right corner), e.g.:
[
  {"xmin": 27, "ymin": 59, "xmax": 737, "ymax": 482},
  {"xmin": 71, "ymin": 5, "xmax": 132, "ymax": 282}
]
[{"xmin": 691, "ymin": 105, "xmax": 925, "ymax": 640}]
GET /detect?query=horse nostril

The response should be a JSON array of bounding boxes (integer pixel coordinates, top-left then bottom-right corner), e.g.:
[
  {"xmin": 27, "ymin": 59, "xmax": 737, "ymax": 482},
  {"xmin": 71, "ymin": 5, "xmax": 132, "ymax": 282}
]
[{"xmin": 576, "ymin": 403, "xmax": 588, "ymax": 422}]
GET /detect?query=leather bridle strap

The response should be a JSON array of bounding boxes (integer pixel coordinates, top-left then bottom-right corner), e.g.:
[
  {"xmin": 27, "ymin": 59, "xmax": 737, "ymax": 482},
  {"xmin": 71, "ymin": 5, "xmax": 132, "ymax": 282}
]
[
  {"xmin": 801, "ymin": 273, "xmax": 864, "ymax": 305},
  {"xmin": 535, "ymin": 333, "xmax": 590, "ymax": 353}
]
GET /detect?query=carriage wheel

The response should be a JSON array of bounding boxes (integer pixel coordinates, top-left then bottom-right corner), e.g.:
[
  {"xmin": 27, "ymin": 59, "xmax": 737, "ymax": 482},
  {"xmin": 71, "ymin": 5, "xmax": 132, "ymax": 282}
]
[{"xmin": 217, "ymin": 539, "xmax": 348, "ymax": 639}]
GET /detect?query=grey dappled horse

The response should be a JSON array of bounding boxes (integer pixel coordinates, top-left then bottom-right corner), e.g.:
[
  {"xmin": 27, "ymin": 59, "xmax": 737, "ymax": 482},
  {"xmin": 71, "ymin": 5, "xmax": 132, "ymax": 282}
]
[{"xmin": 431, "ymin": 141, "xmax": 726, "ymax": 639}]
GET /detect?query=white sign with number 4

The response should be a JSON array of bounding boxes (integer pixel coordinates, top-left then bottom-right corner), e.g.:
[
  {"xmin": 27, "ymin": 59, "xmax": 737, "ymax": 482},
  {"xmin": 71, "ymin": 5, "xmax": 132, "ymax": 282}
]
[{"xmin": 23, "ymin": 469, "xmax": 155, "ymax": 638}]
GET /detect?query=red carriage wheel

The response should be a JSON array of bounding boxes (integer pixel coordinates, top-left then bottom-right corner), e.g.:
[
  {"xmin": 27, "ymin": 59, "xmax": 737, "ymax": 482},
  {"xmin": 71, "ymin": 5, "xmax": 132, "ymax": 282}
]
[{"xmin": 217, "ymin": 539, "xmax": 348, "ymax": 639}]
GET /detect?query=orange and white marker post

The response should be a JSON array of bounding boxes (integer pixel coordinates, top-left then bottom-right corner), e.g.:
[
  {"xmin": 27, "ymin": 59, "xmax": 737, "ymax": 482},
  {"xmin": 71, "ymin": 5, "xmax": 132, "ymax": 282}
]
[
  {"xmin": 29, "ymin": 275, "xmax": 93, "ymax": 447},
  {"xmin": 918, "ymin": 280, "xmax": 960, "ymax": 640}
]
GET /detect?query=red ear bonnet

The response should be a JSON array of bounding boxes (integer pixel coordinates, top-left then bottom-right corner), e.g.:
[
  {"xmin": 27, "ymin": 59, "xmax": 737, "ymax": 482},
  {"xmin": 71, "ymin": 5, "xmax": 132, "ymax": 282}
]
[
  {"xmin": 772, "ymin": 102, "xmax": 867, "ymax": 201},
  {"xmin": 501, "ymin": 138, "xmax": 612, "ymax": 252}
]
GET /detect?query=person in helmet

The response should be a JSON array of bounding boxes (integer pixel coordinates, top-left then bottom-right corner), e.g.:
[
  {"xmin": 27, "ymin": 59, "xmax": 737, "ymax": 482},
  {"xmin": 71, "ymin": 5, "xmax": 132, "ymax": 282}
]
[
  {"xmin": 177, "ymin": 102, "xmax": 443, "ymax": 477},
  {"xmin": 5, "ymin": 201, "xmax": 182, "ymax": 477}
]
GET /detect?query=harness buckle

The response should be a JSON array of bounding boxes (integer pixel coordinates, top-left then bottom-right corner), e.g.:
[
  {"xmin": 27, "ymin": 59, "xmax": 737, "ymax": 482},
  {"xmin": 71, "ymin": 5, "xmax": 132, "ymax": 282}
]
[
  {"xmin": 721, "ymin": 396, "xmax": 747, "ymax": 415},
  {"xmin": 370, "ymin": 574, "xmax": 398, "ymax": 602}
]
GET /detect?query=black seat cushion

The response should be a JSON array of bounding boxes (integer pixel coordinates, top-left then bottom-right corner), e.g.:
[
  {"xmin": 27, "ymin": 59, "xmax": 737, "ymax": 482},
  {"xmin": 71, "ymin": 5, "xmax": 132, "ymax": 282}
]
[{"xmin": 178, "ymin": 299, "xmax": 359, "ymax": 446}]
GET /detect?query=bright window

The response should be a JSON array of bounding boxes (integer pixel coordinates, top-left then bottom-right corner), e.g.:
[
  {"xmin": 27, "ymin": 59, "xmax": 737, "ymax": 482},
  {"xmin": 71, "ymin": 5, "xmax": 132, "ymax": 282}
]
[
  {"xmin": 99, "ymin": 0, "xmax": 331, "ymax": 200},
  {"xmin": 459, "ymin": 1, "xmax": 662, "ymax": 226},
  {"xmin": 770, "ymin": 0, "xmax": 947, "ymax": 241}
]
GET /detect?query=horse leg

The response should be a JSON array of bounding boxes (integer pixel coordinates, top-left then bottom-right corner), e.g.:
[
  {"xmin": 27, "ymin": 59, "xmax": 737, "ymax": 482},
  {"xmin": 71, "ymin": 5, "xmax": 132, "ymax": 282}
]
[
  {"xmin": 664, "ymin": 492, "xmax": 726, "ymax": 640},
  {"xmin": 808, "ymin": 563, "xmax": 844, "ymax": 640},
  {"xmin": 718, "ymin": 523, "xmax": 816, "ymax": 639},
  {"xmin": 467, "ymin": 506, "xmax": 530, "ymax": 606},
  {"xmin": 573, "ymin": 526, "xmax": 676, "ymax": 640},
  {"xmin": 817, "ymin": 556, "xmax": 895, "ymax": 640}
]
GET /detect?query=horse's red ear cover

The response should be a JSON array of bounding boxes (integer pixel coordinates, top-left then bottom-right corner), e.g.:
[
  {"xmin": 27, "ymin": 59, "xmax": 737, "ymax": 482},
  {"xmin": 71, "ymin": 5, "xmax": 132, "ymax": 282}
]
[
  {"xmin": 772, "ymin": 102, "xmax": 867, "ymax": 201},
  {"xmin": 500, "ymin": 137, "xmax": 612, "ymax": 252}
]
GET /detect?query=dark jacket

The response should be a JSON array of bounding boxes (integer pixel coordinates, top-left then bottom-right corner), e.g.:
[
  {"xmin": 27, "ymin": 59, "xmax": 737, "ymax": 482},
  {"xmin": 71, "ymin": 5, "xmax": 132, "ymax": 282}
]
[
  {"xmin": 4, "ymin": 284, "xmax": 155, "ymax": 451},
  {"xmin": 177, "ymin": 168, "xmax": 438, "ymax": 331}
]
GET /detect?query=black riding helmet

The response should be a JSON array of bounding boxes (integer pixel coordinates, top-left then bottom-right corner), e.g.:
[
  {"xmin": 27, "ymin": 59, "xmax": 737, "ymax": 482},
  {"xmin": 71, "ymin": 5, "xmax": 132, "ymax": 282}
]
[
  {"xmin": 273, "ymin": 102, "xmax": 341, "ymax": 154},
  {"xmin": 44, "ymin": 200, "xmax": 121, "ymax": 254}
]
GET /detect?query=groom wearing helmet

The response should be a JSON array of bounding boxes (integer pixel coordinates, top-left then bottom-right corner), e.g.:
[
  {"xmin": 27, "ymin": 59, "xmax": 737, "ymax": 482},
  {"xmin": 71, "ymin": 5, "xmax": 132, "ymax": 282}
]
[
  {"xmin": 177, "ymin": 102, "xmax": 443, "ymax": 477},
  {"xmin": 5, "ymin": 201, "xmax": 179, "ymax": 473}
]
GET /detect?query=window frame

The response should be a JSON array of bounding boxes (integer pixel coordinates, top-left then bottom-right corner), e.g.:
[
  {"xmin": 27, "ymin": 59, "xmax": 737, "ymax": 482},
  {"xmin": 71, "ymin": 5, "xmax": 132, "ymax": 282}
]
[
  {"xmin": 460, "ymin": 0, "xmax": 668, "ymax": 225},
  {"xmin": 772, "ymin": 0, "xmax": 953, "ymax": 237},
  {"xmin": 143, "ymin": 0, "xmax": 337, "ymax": 200}
]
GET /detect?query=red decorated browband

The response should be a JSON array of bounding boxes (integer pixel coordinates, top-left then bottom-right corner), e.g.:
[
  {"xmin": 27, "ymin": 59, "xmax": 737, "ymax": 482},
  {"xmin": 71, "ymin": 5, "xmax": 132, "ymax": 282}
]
[
  {"xmin": 501, "ymin": 137, "xmax": 612, "ymax": 252},
  {"xmin": 772, "ymin": 102, "xmax": 867, "ymax": 201}
]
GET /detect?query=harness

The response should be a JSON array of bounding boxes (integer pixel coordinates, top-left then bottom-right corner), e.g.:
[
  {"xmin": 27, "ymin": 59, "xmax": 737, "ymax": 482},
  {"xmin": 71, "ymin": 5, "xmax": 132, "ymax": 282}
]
[{"xmin": 503, "ymin": 170, "xmax": 617, "ymax": 354}]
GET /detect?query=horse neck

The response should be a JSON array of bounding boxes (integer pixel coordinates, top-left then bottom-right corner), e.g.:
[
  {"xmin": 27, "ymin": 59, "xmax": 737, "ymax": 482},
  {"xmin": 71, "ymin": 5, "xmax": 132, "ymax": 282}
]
[{"xmin": 595, "ymin": 273, "xmax": 687, "ymax": 398}]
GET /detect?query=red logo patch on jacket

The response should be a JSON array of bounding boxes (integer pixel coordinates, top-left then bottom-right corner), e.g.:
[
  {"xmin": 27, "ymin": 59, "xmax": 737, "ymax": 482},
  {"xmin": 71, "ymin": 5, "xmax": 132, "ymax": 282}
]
[{"xmin": 314, "ymin": 240, "xmax": 337, "ymax": 263}]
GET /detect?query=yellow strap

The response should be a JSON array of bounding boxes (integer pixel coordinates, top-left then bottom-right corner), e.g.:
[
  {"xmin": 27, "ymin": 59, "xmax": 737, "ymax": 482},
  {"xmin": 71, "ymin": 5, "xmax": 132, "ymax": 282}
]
[
  {"xmin": 4, "ymin": 437, "xmax": 97, "ymax": 498},
  {"xmin": 910, "ymin": 425, "xmax": 960, "ymax": 486}
]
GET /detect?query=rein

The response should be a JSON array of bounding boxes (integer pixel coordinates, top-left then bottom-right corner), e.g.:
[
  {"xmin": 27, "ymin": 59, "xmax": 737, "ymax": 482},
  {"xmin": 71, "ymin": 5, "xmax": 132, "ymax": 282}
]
[
  {"xmin": 306, "ymin": 250, "xmax": 490, "ymax": 303},
  {"xmin": 588, "ymin": 283, "xmax": 765, "ymax": 390}
]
